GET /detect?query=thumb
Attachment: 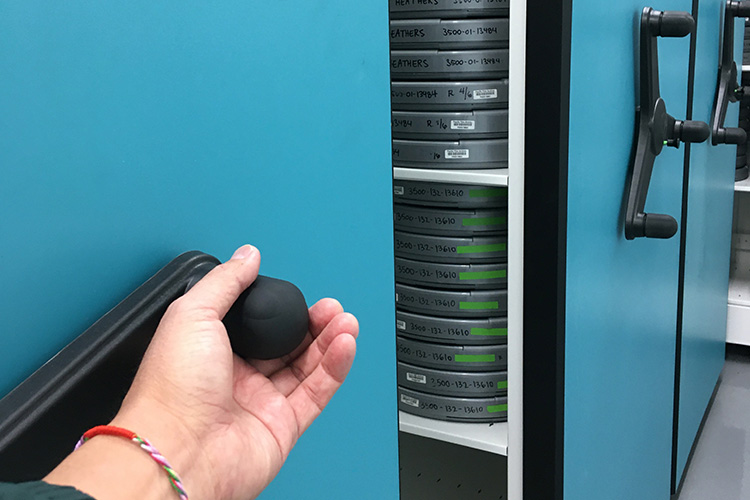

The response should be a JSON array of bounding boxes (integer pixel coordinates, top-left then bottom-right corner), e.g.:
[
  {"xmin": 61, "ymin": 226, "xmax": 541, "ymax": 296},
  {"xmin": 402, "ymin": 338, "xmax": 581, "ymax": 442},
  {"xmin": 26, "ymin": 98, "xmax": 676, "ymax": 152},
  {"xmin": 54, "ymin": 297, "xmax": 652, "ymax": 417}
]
[{"xmin": 179, "ymin": 245, "xmax": 261, "ymax": 320}]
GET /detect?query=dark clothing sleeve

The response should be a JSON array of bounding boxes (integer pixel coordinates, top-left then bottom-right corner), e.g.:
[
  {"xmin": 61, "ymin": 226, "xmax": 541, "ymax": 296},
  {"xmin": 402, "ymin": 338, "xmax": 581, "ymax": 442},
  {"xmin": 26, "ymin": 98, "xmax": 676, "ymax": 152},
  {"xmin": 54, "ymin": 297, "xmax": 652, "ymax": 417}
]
[{"xmin": 0, "ymin": 482, "xmax": 94, "ymax": 500}]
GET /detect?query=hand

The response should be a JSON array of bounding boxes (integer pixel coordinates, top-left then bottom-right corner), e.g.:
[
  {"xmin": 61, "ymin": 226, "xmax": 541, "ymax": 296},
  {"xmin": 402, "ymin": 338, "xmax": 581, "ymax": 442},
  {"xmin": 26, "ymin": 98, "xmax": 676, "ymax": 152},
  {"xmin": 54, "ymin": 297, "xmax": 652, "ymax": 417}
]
[{"xmin": 46, "ymin": 245, "xmax": 359, "ymax": 500}]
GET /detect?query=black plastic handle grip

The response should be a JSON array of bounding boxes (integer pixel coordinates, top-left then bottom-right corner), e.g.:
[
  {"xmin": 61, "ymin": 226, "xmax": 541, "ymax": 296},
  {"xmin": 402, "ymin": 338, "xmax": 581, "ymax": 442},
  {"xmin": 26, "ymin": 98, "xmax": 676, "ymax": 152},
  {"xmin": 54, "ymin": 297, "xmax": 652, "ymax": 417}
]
[
  {"xmin": 223, "ymin": 275, "xmax": 309, "ymax": 360},
  {"xmin": 625, "ymin": 8, "xmax": 706, "ymax": 241},
  {"xmin": 734, "ymin": 0, "xmax": 750, "ymax": 17},
  {"xmin": 644, "ymin": 213, "xmax": 679, "ymax": 239},
  {"xmin": 711, "ymin": 1, "xmax": 749, "ymax": 145},
  {"xmin": 674, "ymin": 120, "xmax": 710, "ymax": 143},
  {"xmin": 186, "ymin": 270, "xmax": 309, "ymax": 360},
  {"xmin": 716, "ymin": 127, "xmax": 747, "ymax": 145},
  {"xmin": 652, "ymin": 10, "xmax": 695, "ymax": 37}
]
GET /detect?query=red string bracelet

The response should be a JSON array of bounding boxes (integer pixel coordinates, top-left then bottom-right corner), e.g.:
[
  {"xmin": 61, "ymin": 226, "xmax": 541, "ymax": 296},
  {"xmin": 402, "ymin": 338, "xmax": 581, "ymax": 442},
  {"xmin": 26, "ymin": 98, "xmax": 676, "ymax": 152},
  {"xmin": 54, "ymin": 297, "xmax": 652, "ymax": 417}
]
[{"xmin": 74, "ymin": 425, "xmax": 188, "ymax": 500}]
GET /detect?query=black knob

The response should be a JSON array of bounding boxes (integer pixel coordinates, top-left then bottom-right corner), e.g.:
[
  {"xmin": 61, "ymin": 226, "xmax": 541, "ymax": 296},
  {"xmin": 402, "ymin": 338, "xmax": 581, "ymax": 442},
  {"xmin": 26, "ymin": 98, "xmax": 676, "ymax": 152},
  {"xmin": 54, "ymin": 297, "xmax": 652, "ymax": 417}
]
[
  {"xmin": 643, "ymin": 213, "xmax": 678, "ymax": 239},
  {"xmin": 675, "ymin": 120, "xmax": 710, "ymax": 143},
  {"xmin": 731, "ymin": 1, "xmax": 750, "ymax": 18},
  {"xmin": 223, "ymin": 276, "xmax": 309, "ymax": 360},
  {"xmin": 186, "ymin": 273, "xmax": 309, "ymax": 360},
  {"xmin": 654, "ymin": 11, "xmax": 695, "ymax": 37},
  {"xmin": 719, "ymin": 127, "xmax": 748, "ymax": 145}
]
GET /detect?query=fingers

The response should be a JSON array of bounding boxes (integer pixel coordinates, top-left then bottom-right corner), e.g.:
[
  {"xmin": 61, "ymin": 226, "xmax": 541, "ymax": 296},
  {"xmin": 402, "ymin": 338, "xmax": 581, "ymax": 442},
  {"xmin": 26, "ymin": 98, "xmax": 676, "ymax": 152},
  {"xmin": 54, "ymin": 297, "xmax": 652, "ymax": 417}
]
[
  {"xmin": 269, "ymin": 312, "xmax": 359, "ymax": 395},
  {"xmin": 308, "ymin": 298, "xmax": 344, "ymax": 338},
  {"xmin": 249, "ymin": 298, "xmax": 345, "ymax": 377},
  {"xmin": 179, "ymin": 245, "xmax": 261, "ymax": 320},
  {"xmin": 286, "ymin": 333, "xmax": 357, "ymax": 435}
]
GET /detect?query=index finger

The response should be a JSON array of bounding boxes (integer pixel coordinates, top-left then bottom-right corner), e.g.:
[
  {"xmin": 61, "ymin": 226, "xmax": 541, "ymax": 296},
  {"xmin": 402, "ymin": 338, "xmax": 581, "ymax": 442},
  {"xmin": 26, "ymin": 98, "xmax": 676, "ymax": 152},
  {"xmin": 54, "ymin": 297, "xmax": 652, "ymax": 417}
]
[{"xmin": 180, "ymin": 245, "xmax": 261, "ymax": 319}]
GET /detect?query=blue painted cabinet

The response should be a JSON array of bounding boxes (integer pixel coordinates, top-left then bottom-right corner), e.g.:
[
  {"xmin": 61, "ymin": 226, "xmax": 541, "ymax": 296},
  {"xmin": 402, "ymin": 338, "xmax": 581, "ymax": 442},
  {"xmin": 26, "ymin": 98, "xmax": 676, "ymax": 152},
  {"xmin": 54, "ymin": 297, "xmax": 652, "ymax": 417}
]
[
  {"xmin": 674, "ymin": 1, "xmax": 740, "ymax": 488},
  {"xmin": 566, "ymin": 0, "xmax": 739, "ymax": 497},
  {"xmin": 0, "ymin": 2, "xmax": 398, "ymax": 499},
  {"xmin": 565, "ymin": 2, "xmax": 689, "ymax": 498},
  {"xmin": 525, "ymin": 1, "xmax": 738, "ymax": 499}
]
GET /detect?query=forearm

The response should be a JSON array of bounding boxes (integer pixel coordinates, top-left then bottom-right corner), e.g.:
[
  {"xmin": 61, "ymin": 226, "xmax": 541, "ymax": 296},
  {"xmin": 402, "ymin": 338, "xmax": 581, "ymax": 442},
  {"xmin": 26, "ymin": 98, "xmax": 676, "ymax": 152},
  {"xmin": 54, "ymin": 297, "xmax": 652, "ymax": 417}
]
[{"xmin": 0, "ymin": 481, "xmax": 93, "ymax": 500}]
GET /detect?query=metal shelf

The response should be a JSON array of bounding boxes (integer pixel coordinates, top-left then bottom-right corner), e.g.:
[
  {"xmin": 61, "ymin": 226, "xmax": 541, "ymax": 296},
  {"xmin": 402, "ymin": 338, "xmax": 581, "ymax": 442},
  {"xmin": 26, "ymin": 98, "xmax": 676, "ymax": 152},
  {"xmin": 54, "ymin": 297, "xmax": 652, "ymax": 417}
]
[
  {"xmin": 727, "ymin": 232, "xmax": 750, "ymax": 346},
  {"xmin": 735, "ymin": 177, "xmax": 750, "ymax": 192},
  {"xmin": 393, "ymin": 167, "xmax": 509, "ymax": 186},
  {"xmin": 398, "ymin": 411, "xmax": 508, "ymax": 456},
  {"xmin": 727, "ymin": 303, "xmax": 750, "ymax": 346}
]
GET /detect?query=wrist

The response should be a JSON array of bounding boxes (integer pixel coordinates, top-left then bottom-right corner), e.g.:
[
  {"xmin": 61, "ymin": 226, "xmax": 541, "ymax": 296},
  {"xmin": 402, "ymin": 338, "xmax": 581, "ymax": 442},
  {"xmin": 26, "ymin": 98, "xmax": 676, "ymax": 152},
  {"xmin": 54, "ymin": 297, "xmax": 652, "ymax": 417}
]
[
  {"xmin": 45, "ymin": 431, "xmax": 182, "ymax": 500},
  {"xmin": 109, "ymin": 400, "xmax": 218, "ymax": 500},
  {"xmin": 45, "ymin": 400, "xmax": 219, "ymax": 500}
]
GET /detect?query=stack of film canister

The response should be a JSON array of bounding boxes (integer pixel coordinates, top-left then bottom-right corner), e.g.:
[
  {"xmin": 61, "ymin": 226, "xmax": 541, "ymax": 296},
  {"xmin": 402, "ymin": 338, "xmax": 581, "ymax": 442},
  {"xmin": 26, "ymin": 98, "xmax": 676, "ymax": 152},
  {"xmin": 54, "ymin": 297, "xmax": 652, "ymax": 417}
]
[
  {"xmin": 738, "ymin": 94, "xmax": 749, "ymax": 181},
  {"xmin": 389, "ymin": 0, "xmax": 510, "ymax": 423},
  {"xmin": 739, "ymin": 19, "xmax": 750, "ymax": 181}
]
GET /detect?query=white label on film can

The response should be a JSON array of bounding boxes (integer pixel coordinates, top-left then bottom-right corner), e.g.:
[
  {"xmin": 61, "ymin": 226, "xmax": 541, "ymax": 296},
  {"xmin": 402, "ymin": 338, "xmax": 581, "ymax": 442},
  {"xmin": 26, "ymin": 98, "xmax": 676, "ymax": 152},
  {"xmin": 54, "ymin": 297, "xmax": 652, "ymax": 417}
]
[
  {"xmin": 397, "ymin": 319, "xmax": 407, "ymax": 330},
  {"xmin": 473, "ymin": 89, "xmax": 498, "ymax": 100},
  {"xmin": 394, "ymin": 185, "xmax": 405, "ymax": 196},
  {"xmin": 451, "ymin": 120, "xmax": 476, "ymax": 130},
  {"xmin": 406, "ymin": 372, "xmax": 427, "ymax": 385},
  {"xmin": 395, "ymin": 293, "xmax": 400, "ymax": 302},
  {"xmin": 445, "ymin": 149, "xmax": 470, "ymax": 159},
  {"xmin": 400, "ymin": 394, "xmax": 420, "ymax": 407}
]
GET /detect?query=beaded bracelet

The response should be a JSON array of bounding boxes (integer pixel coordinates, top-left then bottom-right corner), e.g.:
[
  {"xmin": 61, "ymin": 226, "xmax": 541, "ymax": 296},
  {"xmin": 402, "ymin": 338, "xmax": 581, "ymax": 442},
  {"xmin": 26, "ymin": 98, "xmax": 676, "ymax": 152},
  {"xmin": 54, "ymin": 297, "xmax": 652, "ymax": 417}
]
[{"xmin": 75, "ymin": 425, "xmax": 188, "ymax": 500}]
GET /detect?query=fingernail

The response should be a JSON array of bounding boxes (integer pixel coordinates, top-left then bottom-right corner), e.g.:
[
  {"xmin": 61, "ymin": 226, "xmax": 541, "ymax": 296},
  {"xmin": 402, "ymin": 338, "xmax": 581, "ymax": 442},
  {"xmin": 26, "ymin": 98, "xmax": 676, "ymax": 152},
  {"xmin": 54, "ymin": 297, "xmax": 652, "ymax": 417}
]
[{"xmin": 231, "ymin": 245, "xmax": 256, "ymax": 260}]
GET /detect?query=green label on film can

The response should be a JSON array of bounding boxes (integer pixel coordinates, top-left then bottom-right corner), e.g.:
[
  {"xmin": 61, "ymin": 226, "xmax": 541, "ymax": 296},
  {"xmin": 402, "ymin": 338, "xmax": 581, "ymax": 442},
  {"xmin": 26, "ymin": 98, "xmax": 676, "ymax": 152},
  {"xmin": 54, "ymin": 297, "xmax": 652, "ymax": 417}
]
[
  {"xmin": 454, "ymin": 354, "xmax": 496, "ymax": 363},
  {"xmin": 460, "ymin": 301, "xmax": 499, "ymax": 310},
  {"xmin": 469, "ymin": 187, "xmax": 507, "ymax": 198},
  {"xmin": 487, "ymin": 404, "xmax": 508, "ymax": 413},
  {"xmin": 459, "ymin": 270, "xmax": 506, "ymax": 281},
  {"xmin": 462, "ymin": 217, "xmax": 506, "ymax": 227},
  {"xmin": 470, "ymin": 328, "xmax": 507, "ymax": 337},
  {"xmin": 456, "ymin": 243, "xmax": 506, "ymax": 255}
]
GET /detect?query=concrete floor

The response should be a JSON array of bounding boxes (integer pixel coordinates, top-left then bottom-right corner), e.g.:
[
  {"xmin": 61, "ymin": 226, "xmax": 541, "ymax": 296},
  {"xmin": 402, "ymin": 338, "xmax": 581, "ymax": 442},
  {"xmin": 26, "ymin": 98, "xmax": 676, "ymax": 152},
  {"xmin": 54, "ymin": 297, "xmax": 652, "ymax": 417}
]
[{"xmin": 678, "ymin": 345, "xmax": 750, "ymax": 499}]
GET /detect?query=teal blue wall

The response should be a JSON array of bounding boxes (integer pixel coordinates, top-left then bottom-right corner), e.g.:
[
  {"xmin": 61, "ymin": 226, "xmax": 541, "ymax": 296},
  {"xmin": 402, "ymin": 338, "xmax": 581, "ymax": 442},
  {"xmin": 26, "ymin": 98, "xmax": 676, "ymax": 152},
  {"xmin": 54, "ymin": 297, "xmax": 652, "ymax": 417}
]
[{"xmin": 0, "ymin": 2, "xmax": 398, "ymax": 498}]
